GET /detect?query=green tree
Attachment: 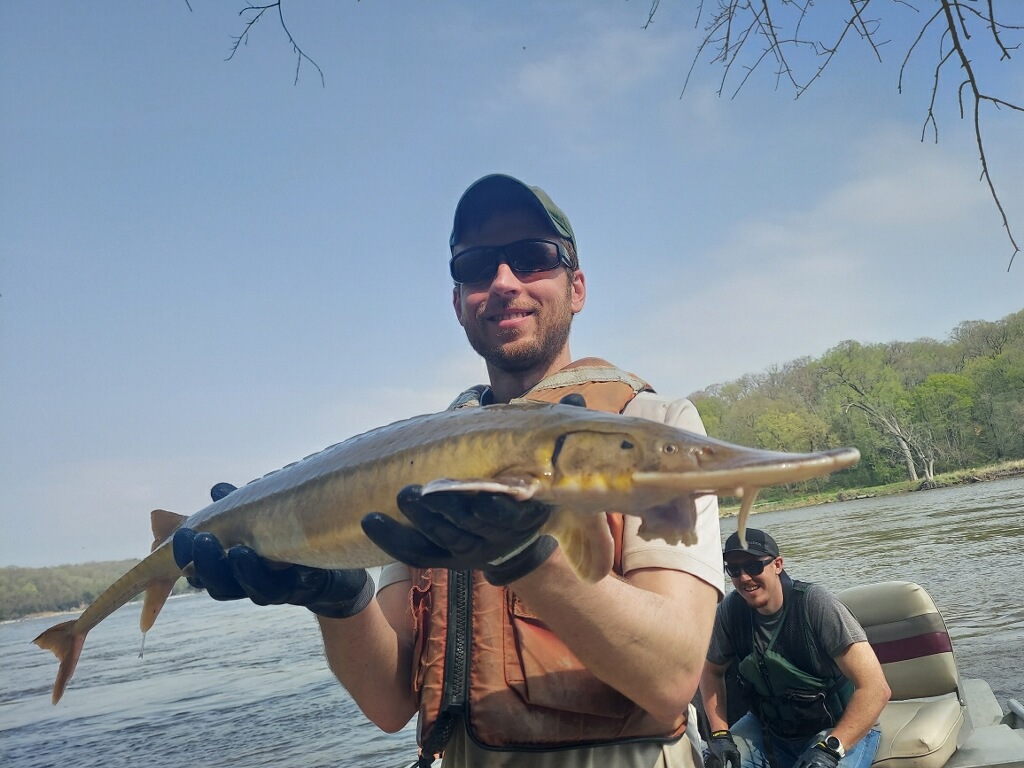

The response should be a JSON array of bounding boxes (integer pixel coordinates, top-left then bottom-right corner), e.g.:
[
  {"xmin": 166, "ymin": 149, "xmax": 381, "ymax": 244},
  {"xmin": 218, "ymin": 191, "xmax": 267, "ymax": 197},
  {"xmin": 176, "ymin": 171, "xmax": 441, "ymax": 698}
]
[
  {"xmin": 819, "ymin": 341, "xmax": 937, "ymax": 483},
  {"xmin": 963, "ymin": 342, "xmax": 1024, "ymax": 460},
  {"xmin": 912, "ymin": 373, "xmax": 978, "ymax": 469}
]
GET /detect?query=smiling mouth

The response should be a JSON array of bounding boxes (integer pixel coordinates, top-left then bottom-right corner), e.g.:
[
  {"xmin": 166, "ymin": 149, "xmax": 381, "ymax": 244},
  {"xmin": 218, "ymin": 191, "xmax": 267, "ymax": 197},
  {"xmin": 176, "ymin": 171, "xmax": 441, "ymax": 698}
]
[{"xmin": 488, "ymin": 310, "xmax": 533, "ymax": 322}]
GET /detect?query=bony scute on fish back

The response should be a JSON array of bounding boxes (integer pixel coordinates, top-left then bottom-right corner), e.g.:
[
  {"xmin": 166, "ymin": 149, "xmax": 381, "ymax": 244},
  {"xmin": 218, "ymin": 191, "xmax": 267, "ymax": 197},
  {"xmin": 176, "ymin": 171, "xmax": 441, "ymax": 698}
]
[{"xmin": 32, "ymin": 402, "xmax": 859, "ymax": 704}]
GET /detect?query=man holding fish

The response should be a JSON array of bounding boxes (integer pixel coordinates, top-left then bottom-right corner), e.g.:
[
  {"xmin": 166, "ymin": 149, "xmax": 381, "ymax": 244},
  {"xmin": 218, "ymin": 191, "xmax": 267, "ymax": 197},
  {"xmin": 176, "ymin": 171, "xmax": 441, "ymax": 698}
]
[{"xmin": 174, "ymin": 173, "xmax": 728, "ymax": 766}]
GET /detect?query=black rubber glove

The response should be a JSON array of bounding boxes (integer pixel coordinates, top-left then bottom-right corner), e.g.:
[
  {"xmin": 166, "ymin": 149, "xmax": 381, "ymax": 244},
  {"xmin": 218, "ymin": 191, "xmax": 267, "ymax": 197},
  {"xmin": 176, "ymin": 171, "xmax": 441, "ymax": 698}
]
[
  {"xmin": 362, "ymin": 485, "xmax": 557, "ymax": 586},
  {"xmin": 171, "ymin": 483, "xmax": 374, "ymax": 619},
  {"xmin": 705, "ymin": 729, "xmax": 742, "ymax": 768},
  {"xmin": 793, "ymin": 741, "xmax": 842, "ymax": 768}
]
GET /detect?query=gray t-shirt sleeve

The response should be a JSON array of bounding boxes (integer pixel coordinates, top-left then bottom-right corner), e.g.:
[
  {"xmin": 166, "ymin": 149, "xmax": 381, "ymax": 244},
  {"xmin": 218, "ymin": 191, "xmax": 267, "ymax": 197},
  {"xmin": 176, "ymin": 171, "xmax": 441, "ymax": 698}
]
[
  {"xmin": 804, "ymin": 583, "xmax": 868, "ymax": 657},
  {"xmin": 622, "ymin": 392, "xmax": 726, "ymax": 597},
  {"xmin": 706, "ymin": 596, "xmax": 737, "ymax": 665}
]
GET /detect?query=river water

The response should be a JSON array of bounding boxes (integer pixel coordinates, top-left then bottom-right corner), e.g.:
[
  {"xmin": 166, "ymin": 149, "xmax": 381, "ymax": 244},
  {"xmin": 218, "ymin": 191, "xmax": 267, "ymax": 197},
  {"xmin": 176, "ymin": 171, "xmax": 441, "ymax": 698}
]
[{"xmin": 2, "ymin": 477, "xmax": 1022, "ymax": 767}]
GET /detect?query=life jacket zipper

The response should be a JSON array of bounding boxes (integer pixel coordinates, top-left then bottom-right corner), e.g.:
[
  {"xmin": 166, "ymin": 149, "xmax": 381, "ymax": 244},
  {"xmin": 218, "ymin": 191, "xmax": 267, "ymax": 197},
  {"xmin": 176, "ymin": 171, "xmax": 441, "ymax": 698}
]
[{"xmin": 443, "ymin": 568, "xmax": 472, "ymax": 710}]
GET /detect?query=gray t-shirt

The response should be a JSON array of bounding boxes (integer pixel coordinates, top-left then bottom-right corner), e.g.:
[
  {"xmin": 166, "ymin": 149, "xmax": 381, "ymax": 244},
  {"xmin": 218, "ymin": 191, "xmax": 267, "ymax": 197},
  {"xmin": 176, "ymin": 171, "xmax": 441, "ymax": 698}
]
[{"xmin": 707, "ymin": 582, "xmax": 867, "ymax": 680}]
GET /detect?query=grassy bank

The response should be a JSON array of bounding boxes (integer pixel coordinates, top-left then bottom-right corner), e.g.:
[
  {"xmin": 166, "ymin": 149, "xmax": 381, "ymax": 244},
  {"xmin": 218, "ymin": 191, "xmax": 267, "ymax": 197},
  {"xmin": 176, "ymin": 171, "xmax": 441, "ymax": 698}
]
[{"xmin": 718, "ymin": 459, "xmax": 1024, "ymax": 518}]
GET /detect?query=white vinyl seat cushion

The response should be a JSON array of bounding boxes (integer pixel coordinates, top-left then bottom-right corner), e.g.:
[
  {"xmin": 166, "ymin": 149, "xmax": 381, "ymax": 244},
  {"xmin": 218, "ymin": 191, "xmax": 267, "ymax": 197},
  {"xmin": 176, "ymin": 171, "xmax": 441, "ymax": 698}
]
[{"xmin": 872, "ymin": 698, "xmax": 965, "ymax": 768}]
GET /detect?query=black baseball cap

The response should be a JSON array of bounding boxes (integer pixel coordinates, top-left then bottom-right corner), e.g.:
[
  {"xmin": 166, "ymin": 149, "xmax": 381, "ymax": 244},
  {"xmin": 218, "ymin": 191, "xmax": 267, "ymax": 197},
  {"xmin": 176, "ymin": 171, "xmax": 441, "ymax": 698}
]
[{"xmin": 723, "ymin": 528, "xmax": 780, "ymax": 558}]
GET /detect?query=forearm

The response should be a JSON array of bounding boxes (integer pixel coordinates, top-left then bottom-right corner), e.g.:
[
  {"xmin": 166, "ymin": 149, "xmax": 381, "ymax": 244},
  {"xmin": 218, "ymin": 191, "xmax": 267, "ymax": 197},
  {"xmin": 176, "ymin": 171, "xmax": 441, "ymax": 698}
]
[
  {"xmin": 699, "ymin": 664, "xmax": 731, "ymax": 733},
  {"xmin": 832, "ymin": 642, "xmax": 891, "ymax": 748},
  {"xmin": 513, "ymin": 546, "xmax": 717, "ymax": 724},
  {"xmin": 316, "ymin": 601, "xmax": 418, "ymax": 733},
  {"xmin": 831, "ymin": 685, "xmax": 890, "ymax": 748}
]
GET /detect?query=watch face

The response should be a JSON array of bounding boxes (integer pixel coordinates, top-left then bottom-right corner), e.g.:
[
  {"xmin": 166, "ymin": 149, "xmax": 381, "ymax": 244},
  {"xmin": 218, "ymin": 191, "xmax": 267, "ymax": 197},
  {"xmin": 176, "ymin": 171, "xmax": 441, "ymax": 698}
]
[{"xmin": 825, "ymin": 736, "xmax": 845, "ymax": 756}]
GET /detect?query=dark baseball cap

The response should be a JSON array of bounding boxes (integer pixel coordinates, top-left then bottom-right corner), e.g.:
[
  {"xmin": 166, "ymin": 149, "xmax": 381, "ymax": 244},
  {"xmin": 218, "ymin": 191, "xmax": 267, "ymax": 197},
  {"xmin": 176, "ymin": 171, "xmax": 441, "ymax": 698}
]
[
  {"xmin": 723, "ymin": 528, "xmax": 780, "ymax": 558},
  {"xmin": 449, "ymin": 174, "xmax": 577, "ymax": 255}
]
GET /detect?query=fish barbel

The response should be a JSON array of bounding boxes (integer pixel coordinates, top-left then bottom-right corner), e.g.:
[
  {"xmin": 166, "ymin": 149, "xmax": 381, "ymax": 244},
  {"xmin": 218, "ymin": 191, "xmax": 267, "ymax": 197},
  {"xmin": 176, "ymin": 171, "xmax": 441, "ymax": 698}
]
[{"xmin": 34, "ymin": 401, "xmax": 859, "ymax": 703}]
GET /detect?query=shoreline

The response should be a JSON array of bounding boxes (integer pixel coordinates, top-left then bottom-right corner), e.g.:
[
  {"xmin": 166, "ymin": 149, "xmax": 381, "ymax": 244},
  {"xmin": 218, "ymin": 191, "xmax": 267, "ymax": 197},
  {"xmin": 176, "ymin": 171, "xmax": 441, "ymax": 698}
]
[
  {"xmin": 1, "ymin": 591, "xmax": 202, "ymax": 627},
  {"xmin": 718, "ymin": 459, "xmax": 1024, "ymax": 518}
]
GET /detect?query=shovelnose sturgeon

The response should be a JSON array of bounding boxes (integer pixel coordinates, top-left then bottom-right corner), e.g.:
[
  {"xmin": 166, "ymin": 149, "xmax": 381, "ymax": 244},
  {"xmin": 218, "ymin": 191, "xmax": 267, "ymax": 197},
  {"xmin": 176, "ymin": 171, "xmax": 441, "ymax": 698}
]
[{"xmin": 34, "ymin": 401, "xmax": 859, "ymax": 704}]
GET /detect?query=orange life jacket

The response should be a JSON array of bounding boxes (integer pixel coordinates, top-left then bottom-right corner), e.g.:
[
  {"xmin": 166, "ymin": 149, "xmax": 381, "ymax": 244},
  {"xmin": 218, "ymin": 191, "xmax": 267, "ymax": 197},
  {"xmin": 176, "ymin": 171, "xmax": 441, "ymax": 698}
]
[{"xmin": 411, "ymin": 358, "xmax": 689, "ymax": 758}]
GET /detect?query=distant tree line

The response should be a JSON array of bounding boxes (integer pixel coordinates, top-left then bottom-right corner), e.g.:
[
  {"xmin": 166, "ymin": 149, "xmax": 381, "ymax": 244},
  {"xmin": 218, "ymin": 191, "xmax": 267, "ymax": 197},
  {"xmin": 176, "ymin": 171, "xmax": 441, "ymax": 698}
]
[
  {"xmin": 692, "ymin": 309, "xmax": 1024, "ymax": 496},
  {"xmin": 0, "ymin": 561, "xmax": 195, "ymax": 622}
]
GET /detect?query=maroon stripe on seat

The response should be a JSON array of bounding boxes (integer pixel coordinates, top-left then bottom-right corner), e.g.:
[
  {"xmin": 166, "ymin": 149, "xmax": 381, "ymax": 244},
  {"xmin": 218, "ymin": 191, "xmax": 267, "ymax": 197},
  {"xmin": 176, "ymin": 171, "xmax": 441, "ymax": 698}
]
[{"xmin": 872, "ymin": 631, "xmax": 953, "ymax": 664}]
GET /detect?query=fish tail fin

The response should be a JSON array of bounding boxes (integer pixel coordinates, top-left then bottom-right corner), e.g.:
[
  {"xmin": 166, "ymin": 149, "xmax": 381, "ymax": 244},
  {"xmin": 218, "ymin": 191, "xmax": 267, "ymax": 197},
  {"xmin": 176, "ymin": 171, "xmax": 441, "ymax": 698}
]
[
  {"xmin": 150, "ymin": 509, "xmax": 188, "ymax": 551},
  {"xmin": 140, "ymin": 577, "xmax": 178, "ymax": 633},
  {"xmin": 33, "ymin": 619, "xmax": 87, "ymax": 705},
  {"xmin": 546, "ymin": 514, "xmax": 614, "ymax": 583}
]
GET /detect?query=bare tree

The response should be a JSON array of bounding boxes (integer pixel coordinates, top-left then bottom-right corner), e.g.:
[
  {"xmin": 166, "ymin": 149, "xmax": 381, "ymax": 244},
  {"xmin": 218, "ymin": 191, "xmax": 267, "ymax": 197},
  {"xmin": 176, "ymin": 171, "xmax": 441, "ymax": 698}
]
[
  {"xmin": 820, "ymin": 360, "xmax": 930, "ymax": 482},
  {"xmin": 195, "ymin": 1, "xmax": 1021, "ymax": 268},
  {"xmin": 662, "ymin": 0, "xmax": 1023, "ymax": 270}
]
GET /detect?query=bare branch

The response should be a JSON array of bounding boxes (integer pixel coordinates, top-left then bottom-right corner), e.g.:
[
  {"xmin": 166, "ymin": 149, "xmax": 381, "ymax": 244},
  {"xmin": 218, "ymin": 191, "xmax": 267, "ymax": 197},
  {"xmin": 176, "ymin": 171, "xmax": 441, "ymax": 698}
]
[
  {"xmin": 679, "ymin": 0, "xmax": 1022, "ymax": 269},
  {"xmin": 846, "ymin": 0, "xmax": 886, "ymax": 64},
  {"xmin": 796, "ymin": 1, "xmax": 885, "ymax": 98},
  {"xmin": 984, "ymin": 0, "xmax": 1020, "ymax": 59},
  {"xmin": 229, "ymin": 2, "xmax": 324, "ymax": 87},
  {"xmin": 898, "ymin": 7, "xmax": 943, "ymax": 98},
  {"xmin": 644, "ymin": 0, "xmax": 661, "ymax": 31},
  {"xmin": 920, "ymin": 44, "xmax": 954, "ymax": 143},
  {"xmin": 757, "ymin": 0, "xmax": 800, "ymax": 92},
  {"xmin": 937, "ymin": 0, "xmax": 1020, "ymax": 269}
]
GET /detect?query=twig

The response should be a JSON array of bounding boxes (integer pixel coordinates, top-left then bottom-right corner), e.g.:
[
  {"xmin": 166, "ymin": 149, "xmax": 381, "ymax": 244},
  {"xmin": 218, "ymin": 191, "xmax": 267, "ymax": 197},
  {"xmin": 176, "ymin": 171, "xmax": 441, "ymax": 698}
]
[
  {"xmin": 229, "ymin": 2, "xmax": 324, "ymax": 87},
  {"xmin": 667, "ymin": 0, "xmax": 1022, "ymax": 269}
]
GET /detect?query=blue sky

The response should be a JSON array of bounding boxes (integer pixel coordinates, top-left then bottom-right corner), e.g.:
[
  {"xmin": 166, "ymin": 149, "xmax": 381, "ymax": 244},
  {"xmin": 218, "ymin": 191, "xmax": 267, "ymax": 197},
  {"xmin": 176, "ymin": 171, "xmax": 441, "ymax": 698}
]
[{"xmin": 2, "ymin": 2, "xmax": 1021, "ymax": 567}]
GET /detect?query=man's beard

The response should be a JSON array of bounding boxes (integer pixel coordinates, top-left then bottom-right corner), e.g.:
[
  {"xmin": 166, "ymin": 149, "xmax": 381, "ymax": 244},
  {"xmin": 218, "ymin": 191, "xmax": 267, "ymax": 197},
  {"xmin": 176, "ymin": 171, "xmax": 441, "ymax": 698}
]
[{"xmin": 464, "ymin": 297, "xmax": 574, "ymax": 374}]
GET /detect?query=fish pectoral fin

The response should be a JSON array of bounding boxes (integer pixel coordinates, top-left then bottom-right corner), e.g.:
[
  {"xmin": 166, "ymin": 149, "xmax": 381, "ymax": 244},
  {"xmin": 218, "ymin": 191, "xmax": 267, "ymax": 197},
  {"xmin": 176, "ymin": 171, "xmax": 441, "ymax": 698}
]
[
  {"xmin": 636, "ymin": 496, "xmax": 699, "ymax": 546},
  {"xmin": 421, "ymin": 476, "xmax": 542, "ymax": 501},
  {"xmin": 544, "ymin": 513, "xmax": 614, "ymax": 584},
  {"xmin": 150, "ymin": 509, "xmax": 188, "ymax": 551}
]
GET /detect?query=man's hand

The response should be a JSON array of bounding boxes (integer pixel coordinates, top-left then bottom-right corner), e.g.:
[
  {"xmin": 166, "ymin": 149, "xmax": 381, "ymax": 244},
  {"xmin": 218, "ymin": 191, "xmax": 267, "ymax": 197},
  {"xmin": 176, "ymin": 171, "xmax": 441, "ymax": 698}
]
[
  {"xmin": 172, "ymin": 483, "xmax": 374, "ymax": 619},
  {"xmin": 705, "ymin": 729, "xmax": 742, "ymax": 768},
  {"xmin": 793, "ymin": 742, "xmax": 842, "ymax": 768},
  {"xmin": 361, "ymin": 485, "xmax": 556, "ymax": 585}
]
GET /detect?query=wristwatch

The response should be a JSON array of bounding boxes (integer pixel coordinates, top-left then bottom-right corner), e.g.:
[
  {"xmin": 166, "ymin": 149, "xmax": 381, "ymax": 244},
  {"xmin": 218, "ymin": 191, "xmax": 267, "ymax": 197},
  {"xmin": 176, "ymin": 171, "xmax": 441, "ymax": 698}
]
[{"xmin": 824, "ymin": 735, "xmax": 846, "ymax": 758}]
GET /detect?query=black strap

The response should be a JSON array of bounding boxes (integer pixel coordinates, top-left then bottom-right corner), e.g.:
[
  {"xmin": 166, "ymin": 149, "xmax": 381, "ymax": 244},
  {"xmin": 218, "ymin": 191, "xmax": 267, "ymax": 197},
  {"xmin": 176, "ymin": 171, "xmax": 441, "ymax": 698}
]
[
  {"xmin": 417, "ymin": 712, "xmax": 459, "ymax": 766},
  {"xmin": 758, "ymin": 716, "xmax": 782, "ymax": 768}
]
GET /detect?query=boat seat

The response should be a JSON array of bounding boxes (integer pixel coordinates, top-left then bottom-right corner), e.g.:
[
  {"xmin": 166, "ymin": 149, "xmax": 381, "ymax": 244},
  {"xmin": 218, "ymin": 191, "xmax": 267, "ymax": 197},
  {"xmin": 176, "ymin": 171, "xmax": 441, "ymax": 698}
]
[{"xmin": 837, "ymin": 581, "xmax": 966, "ymax": 768}]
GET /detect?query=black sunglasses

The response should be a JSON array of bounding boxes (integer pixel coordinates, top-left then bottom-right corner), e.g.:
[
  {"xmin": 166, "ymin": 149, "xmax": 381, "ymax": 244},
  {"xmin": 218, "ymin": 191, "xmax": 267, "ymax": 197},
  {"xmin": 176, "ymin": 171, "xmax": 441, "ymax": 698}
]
[
  {"xmin": 449, "ymin": 239, "xmax": 573, "ymax": 284},
  {"xmin": 725, "ymin": 557, "xmax": 776, "ymax": 578}
]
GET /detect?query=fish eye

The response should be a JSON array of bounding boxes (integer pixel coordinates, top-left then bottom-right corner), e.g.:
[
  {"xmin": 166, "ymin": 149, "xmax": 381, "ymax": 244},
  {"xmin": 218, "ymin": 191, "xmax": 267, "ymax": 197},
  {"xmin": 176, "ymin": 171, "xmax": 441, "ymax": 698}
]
[{"xmin": 663, "ymin": 443, "xmax": 679, "ymax": 454}]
